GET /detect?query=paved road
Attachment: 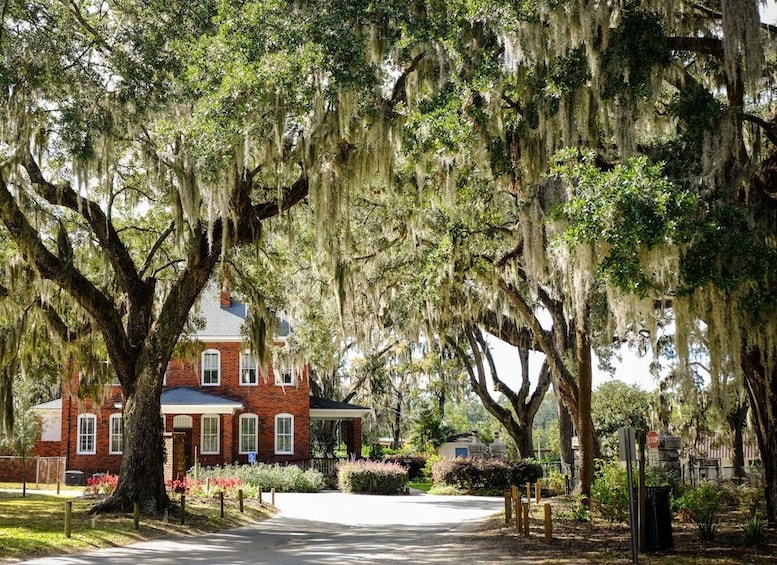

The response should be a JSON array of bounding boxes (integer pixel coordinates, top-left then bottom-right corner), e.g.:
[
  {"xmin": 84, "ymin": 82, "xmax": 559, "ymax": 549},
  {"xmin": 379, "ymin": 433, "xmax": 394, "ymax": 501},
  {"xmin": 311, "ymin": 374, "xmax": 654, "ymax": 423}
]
[{"xmin": 20, "ymin": 491, "xmax": 508, "ymax": 564}]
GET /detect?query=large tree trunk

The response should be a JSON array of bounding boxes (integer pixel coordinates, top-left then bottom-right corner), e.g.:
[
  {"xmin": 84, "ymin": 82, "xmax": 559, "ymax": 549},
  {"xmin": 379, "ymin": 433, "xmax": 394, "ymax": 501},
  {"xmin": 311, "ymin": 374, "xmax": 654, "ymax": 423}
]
[
  {"xmin": 556, "ymin": 390, "xmax": 575, "ymax": 469},
  {"xmin": 741, "ymin": 345, "xmax": 777, "ymax": 526},
  {"xmin": 726, "ymin": 399, "xmax": 748, "ymax": 481},
  {"xmin": 576, "ymin": 312, "xmax": 595, "ymax": 500},
  {"xmin": 93, "ymin": 362, "xmax": 169, "ymax": 514}
]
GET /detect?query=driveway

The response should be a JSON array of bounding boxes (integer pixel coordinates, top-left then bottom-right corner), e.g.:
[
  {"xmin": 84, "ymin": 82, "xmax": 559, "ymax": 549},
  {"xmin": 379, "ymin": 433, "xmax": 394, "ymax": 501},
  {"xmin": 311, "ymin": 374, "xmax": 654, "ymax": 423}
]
[{"xmin": 19, "ymin": 491, "xmax": 509, "ymax": 564}]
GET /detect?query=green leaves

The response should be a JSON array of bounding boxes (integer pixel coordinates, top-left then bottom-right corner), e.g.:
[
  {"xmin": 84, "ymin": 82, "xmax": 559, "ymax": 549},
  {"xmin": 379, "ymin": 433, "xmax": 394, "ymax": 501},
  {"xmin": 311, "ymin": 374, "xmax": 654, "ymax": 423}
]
[{"xmin": 553, "ymin": 150, "xmax": 697, "ymax": 294}]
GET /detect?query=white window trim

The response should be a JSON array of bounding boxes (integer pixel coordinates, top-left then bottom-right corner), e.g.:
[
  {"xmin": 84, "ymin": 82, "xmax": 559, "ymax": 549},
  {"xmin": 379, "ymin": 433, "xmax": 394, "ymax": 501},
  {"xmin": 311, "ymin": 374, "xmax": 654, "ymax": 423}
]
[
  {"xmin": 274, "ymin": 413, "xmax": 294, "ymax": 455},
  {"xmin": 201, "ymin": 415, "xmax": 220, "ymax": 454},
  {"xmin": 274, "ymin": 370, "xmax": 294, "ymax": 386},
  {"xmin": 201, "ymin": 349, "xmax": 221, "ymax": 386},
  {"xmin": 109, "ymin": 414, "xmax": 123, "ymax": 454},
  {"xmin": 77, "ymin": 413, "xmax": 97, "ymax": 455},
  {"xmin": 240, "ymin": 350, "xmax": 258, "ymax": 386},
  {"xmin": 239, "ymin": 413, "xmax": 258, "ymax": 454}
]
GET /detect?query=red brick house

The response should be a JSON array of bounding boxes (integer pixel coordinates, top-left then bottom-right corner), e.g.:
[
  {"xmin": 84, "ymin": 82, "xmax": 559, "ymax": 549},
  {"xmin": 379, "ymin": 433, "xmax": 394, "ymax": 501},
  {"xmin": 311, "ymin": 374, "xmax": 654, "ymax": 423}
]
[{"xmin": 31, "ymin": 285, "xmax": 369, "ymax": 481}]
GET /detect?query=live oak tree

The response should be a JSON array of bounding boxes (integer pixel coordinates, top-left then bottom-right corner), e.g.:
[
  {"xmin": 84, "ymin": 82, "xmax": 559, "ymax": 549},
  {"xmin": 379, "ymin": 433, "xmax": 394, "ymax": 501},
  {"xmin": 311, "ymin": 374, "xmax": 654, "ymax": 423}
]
[{"xmin": 0, "ymin": 0, "xmax": 415, "ymax": 513}]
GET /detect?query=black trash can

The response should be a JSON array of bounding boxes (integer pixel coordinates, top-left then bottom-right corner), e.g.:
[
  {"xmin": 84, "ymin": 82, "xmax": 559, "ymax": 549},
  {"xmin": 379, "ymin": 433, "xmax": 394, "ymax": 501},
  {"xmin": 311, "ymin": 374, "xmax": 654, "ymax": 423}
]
[
  {"xmin": 64, "ymin": 470, "xmax": 85, "ymax": 486},
  {"xmin": 643, "ymin": 486, "xmax": 673, "ymax": 550}
]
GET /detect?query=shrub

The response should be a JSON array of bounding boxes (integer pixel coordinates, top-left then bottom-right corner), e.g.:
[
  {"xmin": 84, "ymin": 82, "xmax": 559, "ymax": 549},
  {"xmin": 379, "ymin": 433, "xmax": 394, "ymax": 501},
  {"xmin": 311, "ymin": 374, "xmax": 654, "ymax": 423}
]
[
  {"xmin": 338, "ymin": 460, "xmax": 408, "ymax": 494},
  {"xmin": 383, "ymin": 454, "xmax": 428, "ymax": 480},
  {"xmin": 676, "ymin": 481, "xmax": 724, "ymax": 541},
  {"xmin": 193, "ymin": 463, "xmax": 325, "ymax": 493},
  {"xmin": 85, "ymin": 473, "xmax": 119, "ymax": 497},
  {"xmin": 431, "ymin": 458, "xmax": 543, "ymax": 491},
  {"xmin": 591, "ymin": 461, "xmax": 629, "ymax": 523},
  {"xmin": 541, "ymin": 470, "xmax": 568, "ymax": 496},
  {"xmin": 742, "ymin": 510, "xmax": 765, "ymax": 546},
  {"xmin": 557, "ymin": 495, "xmax": 592, "ymax": 522}
]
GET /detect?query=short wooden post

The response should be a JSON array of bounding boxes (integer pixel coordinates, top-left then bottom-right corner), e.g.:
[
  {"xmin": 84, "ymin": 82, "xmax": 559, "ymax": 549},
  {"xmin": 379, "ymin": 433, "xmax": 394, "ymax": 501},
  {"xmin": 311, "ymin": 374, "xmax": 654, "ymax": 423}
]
[
  {"xmin": 522, "ymin": 502, "xmax": 530, "ymax": 536},
  {"xmin": 206, "ymin": 477, "xmax": 210, "ymax": 494},
  {"xmin": 180, "ymin": 494, "xmax": 186, "ymax": 525},
  {"xmin": 526, "ymin": 483, "xmax": 531, "ymax": 502},
  {"xmin": 64, "ymin": 501, "xmax": 72, "ymax": 538},
  {"xmin": 504, "ymin": 490, "xmax": 512, "ymax": 525},
  {"xmin": 258, "ymin": 487, "xmax": 263, "ymax": 504},
  {"xmin": 515, "ymin": 495, "xmax": 522, "ymax": 531},
  {"xmin": 271, "ymin": 487, "xmax": 275, "ymax": 506},
  {"xmin": 220, "ymin": 491, "xmax": 224, "ymax": 518},
  {"xmin": 239, "ymin": 489, "xmax": 244, "ymax": 513},
  {"xmin": 56, "ymin": 481, "xmax": 61, "ymax": 495},
  {"xmin": 535, "ymin": 481, "xmax": 541, "ymax": 503},
  {"xmin": 544, "ymin": 502, "xmax": 552, "ymax": 544},
  {"xmin": 163, "ymin": 509, "xmax": 169, "ymax": 524},
  {"xmin": 133, "ymin": 502, "xmax": 140, "ymax": 531}
]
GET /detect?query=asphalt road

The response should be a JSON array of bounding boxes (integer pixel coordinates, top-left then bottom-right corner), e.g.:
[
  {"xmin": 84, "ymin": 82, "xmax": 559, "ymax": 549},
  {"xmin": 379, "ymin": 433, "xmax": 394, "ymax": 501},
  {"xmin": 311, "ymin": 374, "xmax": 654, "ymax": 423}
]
[{"xmin": 19, "ymin": 491, "xmax": 508, "ymax": 564}]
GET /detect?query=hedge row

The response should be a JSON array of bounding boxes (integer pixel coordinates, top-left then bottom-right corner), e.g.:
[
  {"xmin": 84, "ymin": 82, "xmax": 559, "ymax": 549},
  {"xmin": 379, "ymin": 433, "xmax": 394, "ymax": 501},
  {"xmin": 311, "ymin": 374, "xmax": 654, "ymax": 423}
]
[
  {"xmin": 338, "ymin": 460, "xmax": 408, "ymax": 494},
  {"xmin": 431, "ymin": 458, "xmax": 543, "ymax": 490},
  {"xmin": 195, "ymin": 463, "xmax": 325, "ymax": 493}
]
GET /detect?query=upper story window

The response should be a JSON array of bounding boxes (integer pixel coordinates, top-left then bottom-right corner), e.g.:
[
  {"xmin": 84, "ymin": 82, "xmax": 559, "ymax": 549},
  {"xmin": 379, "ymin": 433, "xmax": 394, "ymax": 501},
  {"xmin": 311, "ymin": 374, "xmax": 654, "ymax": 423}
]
[
  {"xmin": 77, "ymin": 414, "xmax": 97, "ymax": 455},
  {"xmin": 201, "ymin": 350, "xmax": 221, "ymax": 386},
  {"xmin": 109, "ymin": 414, "xmax": 123, "ymax": 454},
  {"xmin": 240, "ymin": 351, "xmax": 258, "ymax": 386},
  {"xmin": 275, "ymin": 369, "xmax": 294, "ymax": 386}
]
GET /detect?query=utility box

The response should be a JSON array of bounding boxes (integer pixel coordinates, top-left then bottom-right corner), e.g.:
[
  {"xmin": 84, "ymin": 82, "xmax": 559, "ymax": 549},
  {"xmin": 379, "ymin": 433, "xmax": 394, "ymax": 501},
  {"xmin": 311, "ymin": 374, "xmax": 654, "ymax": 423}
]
[
  {"xmin": 64, "ymin": 470, "xmax": 85, "ymax": 486},
  {"xmin": 644, "ymin": 486, "xmax": 674, "ymax": 550}
]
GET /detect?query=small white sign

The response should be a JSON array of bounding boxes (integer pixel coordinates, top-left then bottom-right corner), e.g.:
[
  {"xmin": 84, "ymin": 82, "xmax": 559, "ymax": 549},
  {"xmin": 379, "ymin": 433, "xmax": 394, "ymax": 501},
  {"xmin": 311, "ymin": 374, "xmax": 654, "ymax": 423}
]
[{"xmin": 648, "ymin": 449, "xmax": 660, "ymax": 467}]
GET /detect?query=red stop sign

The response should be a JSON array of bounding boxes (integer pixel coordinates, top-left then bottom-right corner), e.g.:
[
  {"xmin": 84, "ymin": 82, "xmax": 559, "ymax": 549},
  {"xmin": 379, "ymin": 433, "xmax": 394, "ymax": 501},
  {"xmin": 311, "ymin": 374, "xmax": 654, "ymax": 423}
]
[{"xmin": 646, "ymin": 431, "xmax": 660, "ymax": 450}]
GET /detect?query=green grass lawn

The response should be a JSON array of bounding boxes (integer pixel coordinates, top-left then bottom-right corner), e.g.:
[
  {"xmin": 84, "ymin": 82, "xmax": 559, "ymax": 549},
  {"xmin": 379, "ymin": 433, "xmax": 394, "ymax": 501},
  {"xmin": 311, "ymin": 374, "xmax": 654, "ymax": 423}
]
[
  {"xmin": 0, "ymin": 490, "xmax": 272, "ymax": 563},
  {"xmin": 408, "ymin": 481, "xmax": 432, "ymax": 492}
]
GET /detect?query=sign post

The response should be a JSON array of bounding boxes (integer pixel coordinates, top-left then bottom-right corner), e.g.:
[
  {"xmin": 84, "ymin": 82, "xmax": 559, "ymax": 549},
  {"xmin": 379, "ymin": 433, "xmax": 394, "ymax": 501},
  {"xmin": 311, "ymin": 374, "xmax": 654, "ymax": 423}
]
[{"xmin": 618, "ymin": 427, "xmax": 638, "ymax": 565}]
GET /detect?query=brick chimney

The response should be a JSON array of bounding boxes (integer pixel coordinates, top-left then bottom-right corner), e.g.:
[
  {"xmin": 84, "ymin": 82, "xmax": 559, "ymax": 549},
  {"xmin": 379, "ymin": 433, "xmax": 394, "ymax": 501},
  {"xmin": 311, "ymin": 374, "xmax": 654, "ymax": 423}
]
[{"xmin": 220, "ymin": 280, "xmax": 231, "ymax": 309}]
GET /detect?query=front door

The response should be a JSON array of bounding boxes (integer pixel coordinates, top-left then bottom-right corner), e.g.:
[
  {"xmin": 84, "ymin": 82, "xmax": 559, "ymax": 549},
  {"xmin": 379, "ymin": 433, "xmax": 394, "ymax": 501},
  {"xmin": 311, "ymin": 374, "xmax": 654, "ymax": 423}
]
[{"xmin": 172, "ymin": 430, "xmax": 193, "ymax": 481}]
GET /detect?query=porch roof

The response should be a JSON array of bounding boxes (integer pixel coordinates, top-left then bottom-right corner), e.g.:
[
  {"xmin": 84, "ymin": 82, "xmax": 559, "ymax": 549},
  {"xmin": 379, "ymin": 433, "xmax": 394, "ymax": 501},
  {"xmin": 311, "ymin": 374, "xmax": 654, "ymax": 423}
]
[
  {"xmin": 309, "ymin": 396, "xmax": 371, "ymax": 420},
  {"xmin": 159, "ymin": 387, "xmax": 243, "ymax": 415}
]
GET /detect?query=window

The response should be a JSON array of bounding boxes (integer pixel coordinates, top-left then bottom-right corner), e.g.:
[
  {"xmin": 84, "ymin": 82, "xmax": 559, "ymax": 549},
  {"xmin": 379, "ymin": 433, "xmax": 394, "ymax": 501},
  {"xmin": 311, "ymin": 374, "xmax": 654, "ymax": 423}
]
[
  {"xmin": 240, "ymin": 351, "xmax": 258, "ymax": 385},
  {"xmin": 274, "ymin": 413, "xmax": 294, "ymax": 455},
  {"xmin": 77, "ymin": 414, "xmax": 97, "ymax": 455},
  {"xmin": 201, "ymin": 415, "xmax": 220, "ymax": 454},
  {"xmin": 239, "ymin": 414, "xmax": 258, "ymax": 454},
  {"xmin": 201, "ymin": 350, "xmax": 221, "ymax": 386},
  {"xmin": 275, "ymin": 370, "xmax": 294, "ymax": 386},
  {"xmin": 109, "ymin": 414, "xmax": 123, "ymax": 454}
]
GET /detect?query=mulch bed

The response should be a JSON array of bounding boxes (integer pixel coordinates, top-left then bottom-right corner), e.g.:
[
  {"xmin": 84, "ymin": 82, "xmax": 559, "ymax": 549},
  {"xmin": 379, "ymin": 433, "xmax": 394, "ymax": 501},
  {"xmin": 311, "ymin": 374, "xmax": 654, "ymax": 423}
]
[{"xmin": 460, "ymin": 495, "xmax": 777, "ymax": 564}]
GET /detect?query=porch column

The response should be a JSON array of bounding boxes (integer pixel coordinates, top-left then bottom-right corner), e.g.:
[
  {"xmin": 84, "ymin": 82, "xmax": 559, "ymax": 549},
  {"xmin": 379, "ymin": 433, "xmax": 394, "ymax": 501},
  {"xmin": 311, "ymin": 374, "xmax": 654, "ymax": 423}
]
[
  {"xmin": 344, "ymin": 418, "xmax": 363, "ymax": 459},
  {"xmin": 223, "ymin": 415, "xmax": 234, "ymax": 464}
]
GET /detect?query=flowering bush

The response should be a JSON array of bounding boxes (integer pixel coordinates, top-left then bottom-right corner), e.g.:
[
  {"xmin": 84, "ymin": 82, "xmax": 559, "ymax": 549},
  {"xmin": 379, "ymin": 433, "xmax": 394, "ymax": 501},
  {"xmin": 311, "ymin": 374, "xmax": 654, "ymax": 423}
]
[
  {"xmin": 431, "ymin": 458, "xmax": 543, "ymax": 491},
  {"xmin": 338, "ymin": 460, "xmax": 408, "ymax": 494},
  {"xmin": 85, "ymin": 473, "xmax": 119, "ymax": 497}
]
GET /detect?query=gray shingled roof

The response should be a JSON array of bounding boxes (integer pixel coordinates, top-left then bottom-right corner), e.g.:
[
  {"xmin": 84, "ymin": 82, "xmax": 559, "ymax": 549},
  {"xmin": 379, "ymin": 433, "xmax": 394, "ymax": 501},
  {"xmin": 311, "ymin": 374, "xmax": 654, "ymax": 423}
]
[
  {"xmin": 309, "ymin": 396, "xmax": 369, "ymax": 411},
  {"xmin": 193, "ymin": 284, "xmax": 291, "ymax": 339},
  {"xmin": 161, "ymin": 387, "xmax": 243, "ymax": 408}
]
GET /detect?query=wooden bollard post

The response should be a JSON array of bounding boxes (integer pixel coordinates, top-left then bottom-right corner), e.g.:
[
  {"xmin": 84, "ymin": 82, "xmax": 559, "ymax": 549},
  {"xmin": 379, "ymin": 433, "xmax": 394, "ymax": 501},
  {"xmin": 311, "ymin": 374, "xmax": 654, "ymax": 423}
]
[
  {"xmin": 515, "ymin": 495, "xmax": 522, "ymax": 531},
  {"xmin": 220, "ymin": 491, "xmax": 225, "ymax": 518},
  {"xmin": 64, "ymin": 501, "xmax": 72, "ymax": 538},
  {"xmin": 239, "ymin": 489, "xmax": 244, "ymax": 513},
  {"xmin": 206, "ymin": 478, "xmax": 210, "ymax": 494},
  {"xmin": 163, "ymin": 509, "xmax": 169, "ymax": 524},
  {"xmin": 271, "ymin": 487, "xmax": 275, "ymax": 506},
  {"xmin": 180, "ymin": 494, "xmax": 185, "ymax": 525},
  {"xmin": 504, "ymin": 490, "xmax": 512, "ymax": 525},
  {"xmin": 544, "ymin": 502, "xmax": 552, "ymax": 544},
  {"xmin": 56, "ymin": 481, "xmax": 61, "ymax": 495},
  {"xmin": 133, "ymin": 502, "xmax": 140, "ymax": 531},
  {"xmin": 258, "ymin": 487, "xmax": 263, "ymax": 504},
  {"xmin": 522, "ymin": 502, "xmax": 530, "ymax": 536},
  {"xmin": 526, "ymin": 483, "xmax": 531, "ymax": 502},
  {"xmin": 536, "ymin": 481, "xmax": 541, "ymax": 503}
]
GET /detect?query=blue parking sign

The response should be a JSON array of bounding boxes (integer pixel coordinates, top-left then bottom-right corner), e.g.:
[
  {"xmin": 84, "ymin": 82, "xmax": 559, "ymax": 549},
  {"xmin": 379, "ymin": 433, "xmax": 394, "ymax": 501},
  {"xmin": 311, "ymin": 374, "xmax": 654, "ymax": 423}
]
[{"xmin": 248, "ymin": 451, "xmax": 256, "ymax": 463}]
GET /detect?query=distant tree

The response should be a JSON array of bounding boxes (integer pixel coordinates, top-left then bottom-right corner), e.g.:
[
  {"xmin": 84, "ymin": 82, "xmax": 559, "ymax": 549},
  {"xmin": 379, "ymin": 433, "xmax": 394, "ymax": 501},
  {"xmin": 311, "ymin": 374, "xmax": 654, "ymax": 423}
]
[{"xmin": 591, "ymin": 381, "xmax": 652, "ymax": 458}]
